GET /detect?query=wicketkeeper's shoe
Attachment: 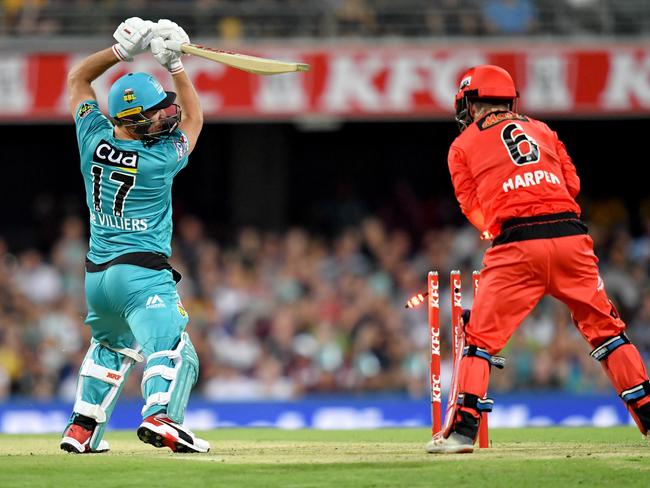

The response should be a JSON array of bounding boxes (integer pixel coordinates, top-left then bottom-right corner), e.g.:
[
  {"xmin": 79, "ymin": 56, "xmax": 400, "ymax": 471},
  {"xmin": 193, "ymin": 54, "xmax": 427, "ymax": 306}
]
[
  {"xmin": 60, "ymin": 424, "xmax": 110, "ymax": 454},
  {"xmin": 137, "ymin": 414, "xmax": 210, "ymax": 453},
  {"xmin": 425, "ymin": 432, "xmax": 474, "ymax": 454}
]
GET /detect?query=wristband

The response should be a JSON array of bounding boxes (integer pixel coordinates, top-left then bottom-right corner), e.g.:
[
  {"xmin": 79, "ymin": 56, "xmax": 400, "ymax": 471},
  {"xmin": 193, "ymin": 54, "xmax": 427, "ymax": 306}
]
[{"xmin": 112, "ymin": 43, "xmax": 133, "ymax": 62}]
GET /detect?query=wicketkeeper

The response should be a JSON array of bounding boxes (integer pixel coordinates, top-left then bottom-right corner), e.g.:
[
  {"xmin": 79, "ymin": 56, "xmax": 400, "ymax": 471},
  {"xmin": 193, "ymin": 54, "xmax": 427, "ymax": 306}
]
[
  {"xmin": 427, "ymin": 65, "xmax": 650, "ymax": 453},
  {"xmin": 60, "ymin": 17, "xmax": 209, "ymax": 453}
]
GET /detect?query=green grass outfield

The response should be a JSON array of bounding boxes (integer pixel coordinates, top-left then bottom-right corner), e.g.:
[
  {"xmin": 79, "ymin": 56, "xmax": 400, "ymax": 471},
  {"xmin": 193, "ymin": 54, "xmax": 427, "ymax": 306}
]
[{"xmin": 1, "ymin": 427, "xmax": 649, "ymax": 487}]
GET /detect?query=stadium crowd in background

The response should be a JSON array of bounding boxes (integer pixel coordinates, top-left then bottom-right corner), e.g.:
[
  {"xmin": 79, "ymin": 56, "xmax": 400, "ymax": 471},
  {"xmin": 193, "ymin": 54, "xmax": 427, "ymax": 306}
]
[
  {"xmin": 1, "ymin": 196, "xmax": 650, "ymax": 403},
  {"xmin": 1, "ymin": 0, "xmax": 648, "ymax": 38}
]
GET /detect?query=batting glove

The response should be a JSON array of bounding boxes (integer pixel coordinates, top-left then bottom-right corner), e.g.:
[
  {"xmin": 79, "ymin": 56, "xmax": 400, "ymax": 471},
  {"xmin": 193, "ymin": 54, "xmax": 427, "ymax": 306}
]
[
  {"xmin": 113, "ymin": 17, "xmax": 155, "ymax": 62},
  {"xmin": 153, "ymin": 19, "xmax": 190, "ymax": 52},
  {"xmin": 151, "ymin": 37, "xmax": 184, "ymax": 74}
]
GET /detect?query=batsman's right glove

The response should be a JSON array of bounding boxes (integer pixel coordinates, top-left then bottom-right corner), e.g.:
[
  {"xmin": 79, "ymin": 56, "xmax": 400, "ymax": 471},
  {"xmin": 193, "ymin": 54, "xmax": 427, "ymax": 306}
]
[
  {"xmin": 150, "ymin": 19, "xmax": 190, "ymax": 74},
  {"xmin": 154, "ymin": 19, "xmax": 190, "ymax": 49},
  {"xmin": 151, "ymin": 37, "xmax": 184, "ymax": 74}
]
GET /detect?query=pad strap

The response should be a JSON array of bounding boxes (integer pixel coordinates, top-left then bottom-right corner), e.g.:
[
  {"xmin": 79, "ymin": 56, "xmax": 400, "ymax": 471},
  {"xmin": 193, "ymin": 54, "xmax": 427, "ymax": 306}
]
[
  {"xmin": 142, "ymin": 392, "xmax": 171, "ymax": 413},
  {"xmin": 621, "ymin": 381, "xmax": 650, "ymax": 404},
  {"xmin": 140, "ymin": 337, "xmax": 185, "ymax": 396},
  {"xmin": 73, "ymin": 400, "xmax": 107, "ymax": 423},
  {"xmin": 463, "ymin": 345, "xmax": 506, "ymax": 369},
  {"xmin": 590, "ymin": 333, "xmax": 630, "ymax": 362},
  {"xmin": 142, "ymin": 365, "xmax": 178, "ymax": 385},
  {"xmin": 141, "ymin": 365, "xmax": 178, "ymax": 397},
  {"xmin": 80, "ymin": 360, "xmax": 125, "ymax": 387},
  {"xmin": 457, "ymin": 392, "xmax": 494, "ymax": 412},
  {"xmin": 98, "ymin": 341, "xmax": 145, "ymax": 363},
  {"xmin": 147, "ymin": 347, "xmax": 181, "ymax": 362}
]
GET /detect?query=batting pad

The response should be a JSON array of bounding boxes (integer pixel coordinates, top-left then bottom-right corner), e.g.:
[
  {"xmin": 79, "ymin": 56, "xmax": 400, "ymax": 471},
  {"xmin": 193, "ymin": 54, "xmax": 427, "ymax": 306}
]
[
  {"xmin": 141, "ymin": 332, "xmax": 199, "ymax": 424},
  {"xmin": 72, "ymin": 339, "xmax": 142, "ymax": 450}
]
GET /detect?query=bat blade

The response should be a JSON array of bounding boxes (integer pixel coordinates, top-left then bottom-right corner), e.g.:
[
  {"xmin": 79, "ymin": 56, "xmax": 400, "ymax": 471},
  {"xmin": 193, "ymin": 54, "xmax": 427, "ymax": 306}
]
[{"xmin": 180, "ymin": 43, "xmax": 310, "ymax": 75}]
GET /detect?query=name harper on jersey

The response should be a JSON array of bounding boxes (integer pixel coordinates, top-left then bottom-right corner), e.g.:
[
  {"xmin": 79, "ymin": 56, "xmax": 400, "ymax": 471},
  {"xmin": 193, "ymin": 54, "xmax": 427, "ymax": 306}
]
[
  {"xmin": 90, "ymin": 212, "xmax": 148, "ymax": 231},
  {"xmin": 503, "ymin": 170, "xmax": 561, "ymax": 193}
]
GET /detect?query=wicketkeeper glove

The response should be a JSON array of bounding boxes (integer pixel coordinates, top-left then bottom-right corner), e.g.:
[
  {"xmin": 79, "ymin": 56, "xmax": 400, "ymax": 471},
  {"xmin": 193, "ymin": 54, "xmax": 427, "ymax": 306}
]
[{"xmin": 112, "ymin": 17, "xmax": 155, "ymax": 62}]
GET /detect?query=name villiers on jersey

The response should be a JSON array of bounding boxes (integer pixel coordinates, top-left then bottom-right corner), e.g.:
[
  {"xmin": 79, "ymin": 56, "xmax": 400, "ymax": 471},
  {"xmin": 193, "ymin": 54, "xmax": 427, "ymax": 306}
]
[
  {"xmin": 91, "ymin": 213, "xmax": 148, "ymax": 231},
  {"xmin": 503, "ymin": 170, "xmax": 561, "ymax": 193}
]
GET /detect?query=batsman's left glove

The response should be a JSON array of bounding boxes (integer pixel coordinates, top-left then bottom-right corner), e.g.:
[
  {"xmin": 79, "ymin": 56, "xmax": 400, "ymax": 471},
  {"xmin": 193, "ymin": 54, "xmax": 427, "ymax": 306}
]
[{"xmin": 113, "ymin": 17, "xmax": 155, "ymax": 61}]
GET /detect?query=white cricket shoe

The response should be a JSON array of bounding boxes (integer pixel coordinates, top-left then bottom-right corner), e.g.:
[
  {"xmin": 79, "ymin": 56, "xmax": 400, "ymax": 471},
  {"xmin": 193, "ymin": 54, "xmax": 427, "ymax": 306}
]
[
  {"xmin": 60, "ymin": 424, "xmax": 110, "ymax": 454},
  {"xmin": 425, "ymin": 432, "xmax": 474, "ymax": 454},
  {"xmin": 137, "ymin": 414, "xmax": 210, "ymax": 453}
]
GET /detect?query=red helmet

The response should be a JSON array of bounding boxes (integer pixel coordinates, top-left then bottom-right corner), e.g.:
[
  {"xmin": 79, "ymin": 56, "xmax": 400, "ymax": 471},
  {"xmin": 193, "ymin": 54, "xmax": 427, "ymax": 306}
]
[{"xmin": 454, "ymin": 65, "xmax": 518, "ymax": 132}]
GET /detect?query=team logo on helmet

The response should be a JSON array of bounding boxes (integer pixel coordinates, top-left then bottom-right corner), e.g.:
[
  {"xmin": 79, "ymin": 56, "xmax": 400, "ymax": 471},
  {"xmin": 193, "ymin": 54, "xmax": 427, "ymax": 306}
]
[
  {"xmin": 123, "ymin": 88, "xmax": 136, "ymax": 103},
  {"xmin": 459, "ymin": 76, "xmax": 472, "ymax": 91}
]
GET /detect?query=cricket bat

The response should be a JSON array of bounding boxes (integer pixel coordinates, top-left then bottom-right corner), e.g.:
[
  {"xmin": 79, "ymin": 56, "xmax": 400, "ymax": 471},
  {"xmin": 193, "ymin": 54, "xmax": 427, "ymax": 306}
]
[{"xmin": 180, "ymin": 43, "xmax": 310, "ymax": 75}]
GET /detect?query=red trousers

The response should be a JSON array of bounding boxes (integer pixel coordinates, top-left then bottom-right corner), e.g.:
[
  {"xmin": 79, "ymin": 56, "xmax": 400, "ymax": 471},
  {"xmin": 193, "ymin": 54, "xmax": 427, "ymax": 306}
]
[{"xmin": 459, "ymin": 234, "xmax": 650, "ymax": 414}]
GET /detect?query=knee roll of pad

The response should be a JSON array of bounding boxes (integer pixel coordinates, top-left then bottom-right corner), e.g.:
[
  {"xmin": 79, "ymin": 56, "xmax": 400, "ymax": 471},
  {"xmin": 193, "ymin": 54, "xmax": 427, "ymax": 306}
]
[
  {"xmin": 463, "ymin": 345, "xmax": 506, "ymax": 369},
  {"xmin": 590, "ymin": 333, "xmax": 630, "ymax": 362},
  {"xmin": 141, "ymin": 332, "xmax": 199, "ymax": 424}
]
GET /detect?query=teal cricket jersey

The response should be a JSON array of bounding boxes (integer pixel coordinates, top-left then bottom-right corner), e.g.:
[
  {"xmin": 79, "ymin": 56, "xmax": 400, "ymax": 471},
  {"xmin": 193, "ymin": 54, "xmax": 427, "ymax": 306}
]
[{"xmin": 75, "ymin": 100, "xmax": 189, "ymax": 263}]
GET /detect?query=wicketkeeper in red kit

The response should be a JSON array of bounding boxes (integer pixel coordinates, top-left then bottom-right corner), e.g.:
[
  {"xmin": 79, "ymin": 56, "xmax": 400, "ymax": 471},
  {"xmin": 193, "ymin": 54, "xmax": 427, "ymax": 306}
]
[{"xmin": 427, "ymin": 65, "xmax": 650, "ymax": 454}]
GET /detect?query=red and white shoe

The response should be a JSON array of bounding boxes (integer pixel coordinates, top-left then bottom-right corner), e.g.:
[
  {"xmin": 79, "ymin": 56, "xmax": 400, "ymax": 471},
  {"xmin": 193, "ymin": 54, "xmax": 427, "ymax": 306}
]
[
  {"xmin": 426, "ymin": 432, "xmax": 475, "ymax": 454},
  {"xmin": 137, "ymin": 414, "xmax": 210, "ymax": 453},
  {"xmin": 60, "ymin": 424, "xmax": 110, "ymax": 454}
]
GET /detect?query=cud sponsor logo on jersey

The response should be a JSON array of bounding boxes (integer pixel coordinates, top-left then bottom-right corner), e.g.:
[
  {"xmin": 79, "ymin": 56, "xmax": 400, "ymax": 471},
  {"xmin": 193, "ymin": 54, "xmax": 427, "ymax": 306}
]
[{"xmin": 93, "ymin": 139, "xmax": 139, "ymax": 172}]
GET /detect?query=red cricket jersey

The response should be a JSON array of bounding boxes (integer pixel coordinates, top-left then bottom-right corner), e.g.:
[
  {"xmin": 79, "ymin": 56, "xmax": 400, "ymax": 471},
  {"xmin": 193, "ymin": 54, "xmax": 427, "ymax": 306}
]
[{"xmin": 448, "ymin": 110, "xmax": 581, "ymax": 237}]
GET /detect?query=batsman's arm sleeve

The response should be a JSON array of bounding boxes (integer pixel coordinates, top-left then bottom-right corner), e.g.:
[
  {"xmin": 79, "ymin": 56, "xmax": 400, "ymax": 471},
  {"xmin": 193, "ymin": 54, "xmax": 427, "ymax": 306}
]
[
  {"xmin": 555, "ymin": 134, "xmax": 580, "ymax": 198},
  {"xmin": 74, "ymin": 100, "xmax": 112, "ymax": 150},
  {"xmin": 172, "ymin": 70, "xmax": 203, "ymax": 155},
  {"xmin": 67, "ymin": 48, "xmax": 120, "ymax": 118},
  {"xmin": 467, "ymin": 207, "xmax": 489, "ymax": 234},
  {"xmin": 448, "ymin": 146, "xmax": 482, "ymax": 224}
]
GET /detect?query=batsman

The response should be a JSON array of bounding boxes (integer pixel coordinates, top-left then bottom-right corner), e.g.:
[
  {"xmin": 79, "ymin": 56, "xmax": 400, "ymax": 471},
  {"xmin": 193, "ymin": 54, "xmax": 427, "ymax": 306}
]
[
  {"xmin": 60, "ymin": 17, "xmax": 209, "ymax": 453},
  {"xmin": 427, "ymin": 65, "xmax": 650, "ymax": 453}
]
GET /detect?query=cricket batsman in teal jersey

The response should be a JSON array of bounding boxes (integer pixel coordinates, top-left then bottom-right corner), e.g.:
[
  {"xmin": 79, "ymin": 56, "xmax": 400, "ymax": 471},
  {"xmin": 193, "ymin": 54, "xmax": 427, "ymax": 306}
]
[{"xmin": 60, "ymin": 17, "xmax": 209, "ymax": 453}]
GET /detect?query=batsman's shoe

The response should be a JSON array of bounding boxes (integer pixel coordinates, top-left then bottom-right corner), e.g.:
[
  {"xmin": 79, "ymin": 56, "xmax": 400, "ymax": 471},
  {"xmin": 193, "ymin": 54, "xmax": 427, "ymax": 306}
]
[
  {"xmin": 425, "ymin": 432, "xmax": 474, "ymax": 454},
  {"xmin": 60, "ymin": 424, "xmax": 110, "ymax": 454},
  {"xmin": 137, "ymin": 414, "xmax": 210, "ymax": 453}
]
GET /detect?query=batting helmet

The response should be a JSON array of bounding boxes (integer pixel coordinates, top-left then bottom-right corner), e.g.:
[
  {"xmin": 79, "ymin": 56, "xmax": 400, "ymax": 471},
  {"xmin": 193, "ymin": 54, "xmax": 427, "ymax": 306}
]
[
  {"xmin": 454, "ymin": 65, "xmax": 518, "ymax": 132},
  {"xmin": 108, "ymin": 72, "xmax": 180, "ymax": 144},
  {"xmin": 108, "ymin": 72, "xmax": 176, "ymax": 120}
]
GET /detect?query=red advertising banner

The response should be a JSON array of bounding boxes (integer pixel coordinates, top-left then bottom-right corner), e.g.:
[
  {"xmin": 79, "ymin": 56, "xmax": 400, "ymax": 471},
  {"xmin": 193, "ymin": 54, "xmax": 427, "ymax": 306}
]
[{"xmin": 1, "ymin": 44, "xmax": 649, "ymax": 121}]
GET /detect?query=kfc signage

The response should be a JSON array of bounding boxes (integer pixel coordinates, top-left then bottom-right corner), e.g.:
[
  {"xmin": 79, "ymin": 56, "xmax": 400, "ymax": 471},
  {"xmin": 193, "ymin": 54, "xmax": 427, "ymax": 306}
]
[{"xmin": 1, "ymin": 44, "xmax": 649, "ymax": 120}]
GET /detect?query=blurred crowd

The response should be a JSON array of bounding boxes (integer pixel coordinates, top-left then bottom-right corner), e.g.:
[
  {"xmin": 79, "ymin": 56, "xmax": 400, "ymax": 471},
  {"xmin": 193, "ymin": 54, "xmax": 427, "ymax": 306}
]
[
  {"xmin": 2, "ymin": 197, "xmax": 650, "ymax": 402},
  {"xmin": 2, "ymin": 0, "xmax": 649, "ymax": 38}
]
